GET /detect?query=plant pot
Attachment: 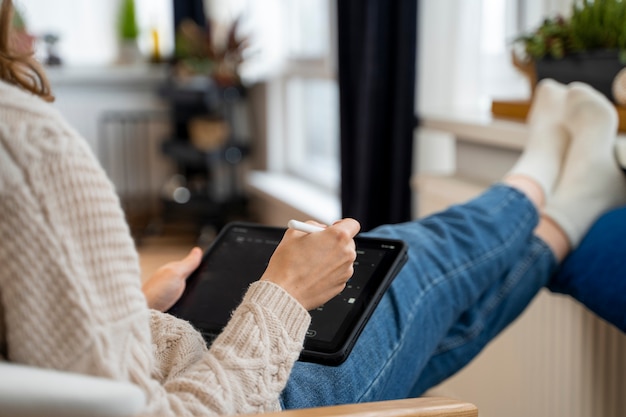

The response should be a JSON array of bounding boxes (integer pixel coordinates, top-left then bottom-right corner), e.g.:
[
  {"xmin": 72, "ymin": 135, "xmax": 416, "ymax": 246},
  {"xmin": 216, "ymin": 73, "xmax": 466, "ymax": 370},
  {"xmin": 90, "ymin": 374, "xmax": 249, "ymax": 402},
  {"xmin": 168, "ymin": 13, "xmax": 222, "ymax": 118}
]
[
  {"xmin": 535, "ymin": 49, "xmax": 625, "ymax": 102},
  {"xmin": 117, "ymin": 39, "xmax": 142, "ymax": 65}
]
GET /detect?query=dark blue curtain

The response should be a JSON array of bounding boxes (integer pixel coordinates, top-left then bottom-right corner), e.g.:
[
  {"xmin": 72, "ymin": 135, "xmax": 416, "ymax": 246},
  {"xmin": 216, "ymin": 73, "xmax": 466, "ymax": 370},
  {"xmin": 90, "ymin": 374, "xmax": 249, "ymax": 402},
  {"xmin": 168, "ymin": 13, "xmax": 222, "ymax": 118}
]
[{"xmin": 338, "ymin": 0, "xmax": 418, "ymax": 232}]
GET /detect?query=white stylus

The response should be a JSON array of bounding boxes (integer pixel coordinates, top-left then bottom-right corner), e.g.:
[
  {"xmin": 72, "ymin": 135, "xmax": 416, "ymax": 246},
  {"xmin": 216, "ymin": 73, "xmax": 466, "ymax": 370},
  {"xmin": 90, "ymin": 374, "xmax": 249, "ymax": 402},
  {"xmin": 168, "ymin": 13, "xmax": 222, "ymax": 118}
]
[{"xmin": 287, "ymin": 219, "xmax": 325, "ymax": 233}]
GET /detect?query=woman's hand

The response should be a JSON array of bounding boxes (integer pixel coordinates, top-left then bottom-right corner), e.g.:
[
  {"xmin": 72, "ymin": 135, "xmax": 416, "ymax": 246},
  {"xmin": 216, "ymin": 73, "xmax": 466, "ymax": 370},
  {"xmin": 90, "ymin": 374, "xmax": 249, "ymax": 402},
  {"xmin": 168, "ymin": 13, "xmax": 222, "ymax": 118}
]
[
  {"xmin": 142, "ymin": 247, "xmax": 203, "ymax": 312},
  {"xmin": 260, "ymin": 218, "xmax": 361, "ymax": 311}
]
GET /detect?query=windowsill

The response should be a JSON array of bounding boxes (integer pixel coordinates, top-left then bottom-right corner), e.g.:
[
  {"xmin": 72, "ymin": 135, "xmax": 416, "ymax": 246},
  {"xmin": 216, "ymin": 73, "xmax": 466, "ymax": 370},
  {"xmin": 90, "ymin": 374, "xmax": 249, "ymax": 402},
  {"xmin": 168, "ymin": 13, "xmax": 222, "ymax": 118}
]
[
  {"xmin": 421, "ymin": 108, "xmax": 626, "ymax": 164},
  {"xmin": 246, "ymin": 171, "xmax": 341, "ymax": 225},
  {"xmin": 420, "ymin": 108, "xmax": 528, "ymax": 150},
  {"xmin": 46, "ymin": 63, "xmax": 169, "ymax": 88}
]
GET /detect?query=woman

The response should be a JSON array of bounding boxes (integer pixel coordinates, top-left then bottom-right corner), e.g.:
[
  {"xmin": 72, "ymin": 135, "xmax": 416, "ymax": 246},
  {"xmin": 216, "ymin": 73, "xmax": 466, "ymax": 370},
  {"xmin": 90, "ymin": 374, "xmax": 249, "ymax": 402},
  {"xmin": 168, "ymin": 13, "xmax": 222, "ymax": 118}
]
[{"xmin": 1, "ymin": 0, "xmax": 624, "ymax": 414}]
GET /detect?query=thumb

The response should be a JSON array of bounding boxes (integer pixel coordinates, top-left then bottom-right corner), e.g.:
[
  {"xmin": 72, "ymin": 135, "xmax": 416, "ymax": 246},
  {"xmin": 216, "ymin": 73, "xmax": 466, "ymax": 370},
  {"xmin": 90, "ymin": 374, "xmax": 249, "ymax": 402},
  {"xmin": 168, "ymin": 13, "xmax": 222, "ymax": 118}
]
[{"xmin": 178, "ymin": 247, "xmax": 203, "ymax": 278}]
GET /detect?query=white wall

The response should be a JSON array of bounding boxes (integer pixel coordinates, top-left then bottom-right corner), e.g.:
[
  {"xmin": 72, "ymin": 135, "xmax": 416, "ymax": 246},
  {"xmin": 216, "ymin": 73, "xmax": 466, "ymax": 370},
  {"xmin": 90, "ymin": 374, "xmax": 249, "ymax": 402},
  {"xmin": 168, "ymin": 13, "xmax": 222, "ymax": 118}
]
[{"xmin": 47, "ymin": 65, "xmax": 174, "ymax": 199}]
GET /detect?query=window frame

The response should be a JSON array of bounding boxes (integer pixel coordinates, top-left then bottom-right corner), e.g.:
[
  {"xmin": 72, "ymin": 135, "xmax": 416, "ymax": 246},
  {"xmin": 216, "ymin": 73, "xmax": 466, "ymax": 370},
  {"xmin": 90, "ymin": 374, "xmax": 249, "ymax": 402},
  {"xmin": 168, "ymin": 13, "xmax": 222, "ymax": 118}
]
[{"xmin": 265, "ymin": 0, "xmax": 340, "ymax": 193}]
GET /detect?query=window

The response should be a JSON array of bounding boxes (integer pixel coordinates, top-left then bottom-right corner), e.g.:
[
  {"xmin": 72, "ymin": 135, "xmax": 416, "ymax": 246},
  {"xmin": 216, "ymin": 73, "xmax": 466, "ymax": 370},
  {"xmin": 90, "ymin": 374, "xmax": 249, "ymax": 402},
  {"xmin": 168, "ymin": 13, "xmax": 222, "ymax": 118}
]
[
  {"xmin": 258, "ymin": 0, "xmax": 575, "ymax": 194},
  {"xmin": 280, "ymin": 0, "xmax": 338, "ymax": 191},
  {"xmin": 15, "ymin": 0, "xmax": 174, "ymax": 65},
  {"xmin": 209, "ymin": 0, "xmax": 340, "ymax": 192},
  {"xmin": 284, "ymin": 77, "xmax": 339, "ymax": 188},
  {"xmin": 418, "ymin": 0, "xmax": 575, "ymax": 115},
  {"xmin": 259, "ymin": 0, "xmax": 339, "ymax": 192},
  {"xmin": 249, "ymin": 0, "xmax": 577, "ymax": 192}
]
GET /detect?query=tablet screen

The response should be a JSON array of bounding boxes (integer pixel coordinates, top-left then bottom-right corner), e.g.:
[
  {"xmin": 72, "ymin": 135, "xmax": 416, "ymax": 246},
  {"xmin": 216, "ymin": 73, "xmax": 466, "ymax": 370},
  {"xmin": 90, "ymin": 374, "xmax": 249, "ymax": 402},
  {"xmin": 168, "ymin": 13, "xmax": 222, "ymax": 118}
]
[{"xmin": 167, "ymin": 222, "xmax": 407, "ymax": 365}]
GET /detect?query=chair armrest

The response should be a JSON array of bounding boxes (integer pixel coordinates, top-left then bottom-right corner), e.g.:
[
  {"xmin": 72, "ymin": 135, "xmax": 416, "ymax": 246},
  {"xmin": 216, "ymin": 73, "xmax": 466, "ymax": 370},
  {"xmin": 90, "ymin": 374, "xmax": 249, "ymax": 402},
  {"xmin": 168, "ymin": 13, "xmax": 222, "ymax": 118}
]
[
  {"xmin": 0, "ymin": 362, "xmax": 145, "ymax": 417},
  {"xmin": 0, "ymin": 362, "xmax": 476, "ymax": 417},
  {"xmin": 242, "ymin": 397, "xmax": 478, "ymax": 417}
]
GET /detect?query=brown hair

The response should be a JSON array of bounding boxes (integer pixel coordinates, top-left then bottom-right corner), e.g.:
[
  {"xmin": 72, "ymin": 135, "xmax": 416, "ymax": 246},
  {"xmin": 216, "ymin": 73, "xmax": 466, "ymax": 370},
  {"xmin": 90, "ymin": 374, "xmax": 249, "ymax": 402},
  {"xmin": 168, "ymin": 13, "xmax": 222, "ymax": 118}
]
[{"xmin": 0, "ymin": 0, "xmax": 53, "ymax": 101}]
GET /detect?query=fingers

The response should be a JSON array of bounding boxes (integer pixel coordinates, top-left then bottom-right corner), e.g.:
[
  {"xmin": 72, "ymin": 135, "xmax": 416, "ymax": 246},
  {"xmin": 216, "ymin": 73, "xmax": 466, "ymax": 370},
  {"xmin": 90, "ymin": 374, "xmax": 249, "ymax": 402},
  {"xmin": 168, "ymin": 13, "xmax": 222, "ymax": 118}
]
[
  {"xmin": 175, "ymin": 247, "xmax": 203, "ymax": 278},
  {"xmin": 264, "ymin": 218, "xmax": 361, "ymax": 310},
  {"xmin": 161, "ymin": 247, "xmax": 202, "ymax": 279},
  {"xmin": 285, "ymin": 218, "xmax": 360, "ymax": 237},
  {"xmin": 331, "ymin": 218, "xmax": 361, "ymax": 237},
  {"xmin": 186, "ymin": 247, "xmax": 203, "ymax": 263},
  {"xmin": 142, "ymin": 247, "xmax": 202, "ymax": 312}
]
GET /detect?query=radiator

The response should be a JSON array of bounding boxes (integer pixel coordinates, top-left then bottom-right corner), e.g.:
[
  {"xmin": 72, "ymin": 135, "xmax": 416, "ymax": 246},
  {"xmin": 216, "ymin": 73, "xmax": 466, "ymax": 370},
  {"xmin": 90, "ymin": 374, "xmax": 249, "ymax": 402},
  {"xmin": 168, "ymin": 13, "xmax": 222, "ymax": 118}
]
[
  {"xmin": 98, "ymin": 110, "xmax": 174, "ymax": 240},
  {"xmin": 418, "ymin": 174, "xmax": 626, "ymax": 417},
  {"xmin": 428, "ymin": 292, "xmax": 625, "ymax": 417}
]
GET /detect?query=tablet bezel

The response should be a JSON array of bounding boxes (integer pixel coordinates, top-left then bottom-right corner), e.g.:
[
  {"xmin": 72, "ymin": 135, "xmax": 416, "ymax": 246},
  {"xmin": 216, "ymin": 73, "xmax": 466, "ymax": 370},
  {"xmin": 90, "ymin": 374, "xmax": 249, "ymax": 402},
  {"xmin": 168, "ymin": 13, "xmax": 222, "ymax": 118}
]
[{"xmin": 167, "ymin": 222, "xmax": 407, "ymax": 365}]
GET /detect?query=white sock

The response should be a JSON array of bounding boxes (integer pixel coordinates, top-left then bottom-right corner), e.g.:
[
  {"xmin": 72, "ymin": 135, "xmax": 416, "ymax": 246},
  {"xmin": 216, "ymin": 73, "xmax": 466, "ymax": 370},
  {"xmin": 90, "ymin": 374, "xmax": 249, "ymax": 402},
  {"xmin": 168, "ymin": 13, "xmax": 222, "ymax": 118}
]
[
  {"xmin": 544, "ymin": 82, "xmax": 626, "ymax": 247},
  {"xmin": 507, "ymin": 79, "xmax": 569, "ymax": 198}
]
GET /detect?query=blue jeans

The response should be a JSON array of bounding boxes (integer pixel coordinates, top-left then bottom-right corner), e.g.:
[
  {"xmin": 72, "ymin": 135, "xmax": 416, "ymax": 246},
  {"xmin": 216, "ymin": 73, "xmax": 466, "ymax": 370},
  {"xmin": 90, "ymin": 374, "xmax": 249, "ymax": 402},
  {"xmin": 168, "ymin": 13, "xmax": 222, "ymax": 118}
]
[
  {"xmin": 549, "ymin": 205, "xmax": 626, "ymax": 332},
  {"xmin": 281, "ymin": 184, "xmax": 557, "ymax": 409}
]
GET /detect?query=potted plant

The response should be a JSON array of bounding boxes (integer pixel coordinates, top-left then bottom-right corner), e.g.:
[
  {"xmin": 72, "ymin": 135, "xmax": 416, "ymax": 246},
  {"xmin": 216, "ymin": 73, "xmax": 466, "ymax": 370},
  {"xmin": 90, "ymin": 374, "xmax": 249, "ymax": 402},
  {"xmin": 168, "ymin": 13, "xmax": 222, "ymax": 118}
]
[
  {"xmin": 116, "ymin": 0, "xmax": 141, "ymax": 64},
  {"xmin": 173, "ymin": 18, "xmax": 248, "ymax": 87},
  {"xmin": 515, "ymin": 0, "xmax": 626, "ymax": 102}
]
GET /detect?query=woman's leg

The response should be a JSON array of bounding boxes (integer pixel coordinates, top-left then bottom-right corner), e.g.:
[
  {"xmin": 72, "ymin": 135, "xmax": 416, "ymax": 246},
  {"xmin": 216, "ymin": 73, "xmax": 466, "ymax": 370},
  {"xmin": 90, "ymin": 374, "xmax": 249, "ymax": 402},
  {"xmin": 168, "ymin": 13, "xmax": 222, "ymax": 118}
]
[
  {"xmin": 408, "ymin": 235, "xmax": 555, "ymax": 393},
  {"xmin": 407, "ymin": 213, "xmax": 569, "ymax": 393},
  {"xmin": 548, "ymin": 206, "xmax": 626, "ymax": 332},
  {"xmin": 540, "ymin": 83, "xmax": 626, "ymax": 333},
  {"xmin": 281, "ymin": 184, "xmax": 548, "ymax": 408},
  {"xmin": 388, "ymin": 82, "xmax": 626, "ymax": 395}
]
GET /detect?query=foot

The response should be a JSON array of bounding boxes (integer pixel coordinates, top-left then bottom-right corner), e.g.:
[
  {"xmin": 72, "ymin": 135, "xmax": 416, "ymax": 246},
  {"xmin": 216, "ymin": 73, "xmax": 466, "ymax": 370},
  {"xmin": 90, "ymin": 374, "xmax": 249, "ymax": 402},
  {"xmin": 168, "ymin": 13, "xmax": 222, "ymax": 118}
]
[
  {"xmin": 543, "ymin": 82, "xmax": 626, "ymax": 247},
  {"xmin": 507, "ymin": 79, "xmax": 569, "ymax": 201}
]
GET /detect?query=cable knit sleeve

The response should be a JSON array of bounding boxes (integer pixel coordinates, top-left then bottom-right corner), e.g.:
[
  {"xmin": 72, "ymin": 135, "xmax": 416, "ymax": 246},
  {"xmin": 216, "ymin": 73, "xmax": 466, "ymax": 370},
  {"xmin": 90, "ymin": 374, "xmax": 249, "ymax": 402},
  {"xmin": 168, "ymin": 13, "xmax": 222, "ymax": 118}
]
[
  {"xmin": 149, "ymin": 281, "xmax": 310, "ymax": 416},
  {"xmin": 0, "ymin": 84, "xmax": 310, "ymax": 416}
]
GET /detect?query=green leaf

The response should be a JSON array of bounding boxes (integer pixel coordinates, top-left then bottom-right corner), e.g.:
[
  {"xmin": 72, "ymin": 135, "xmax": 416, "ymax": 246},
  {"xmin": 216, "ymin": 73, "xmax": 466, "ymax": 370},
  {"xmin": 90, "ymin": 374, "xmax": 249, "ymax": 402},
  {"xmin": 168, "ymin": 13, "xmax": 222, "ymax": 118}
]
[{"xmin": 118, "ymin": 0, "xmax": 139, "ymax": 40}]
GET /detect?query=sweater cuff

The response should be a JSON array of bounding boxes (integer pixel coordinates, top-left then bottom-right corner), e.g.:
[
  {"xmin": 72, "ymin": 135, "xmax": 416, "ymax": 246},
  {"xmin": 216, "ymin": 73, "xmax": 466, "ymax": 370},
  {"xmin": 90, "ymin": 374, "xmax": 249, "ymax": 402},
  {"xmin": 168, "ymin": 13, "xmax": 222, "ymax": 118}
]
[{"xmin": 243, "ymin": 281, "xmax": 311, "ymax": 343}]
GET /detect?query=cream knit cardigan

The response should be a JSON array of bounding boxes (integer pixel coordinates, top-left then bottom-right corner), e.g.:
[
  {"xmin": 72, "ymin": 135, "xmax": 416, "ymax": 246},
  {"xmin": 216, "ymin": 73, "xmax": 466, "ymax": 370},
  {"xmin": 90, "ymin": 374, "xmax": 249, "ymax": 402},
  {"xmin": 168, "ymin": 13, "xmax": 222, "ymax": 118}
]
[{"xmin": 0, "ymin": 80, "xmax": 311, "ymax": 416}]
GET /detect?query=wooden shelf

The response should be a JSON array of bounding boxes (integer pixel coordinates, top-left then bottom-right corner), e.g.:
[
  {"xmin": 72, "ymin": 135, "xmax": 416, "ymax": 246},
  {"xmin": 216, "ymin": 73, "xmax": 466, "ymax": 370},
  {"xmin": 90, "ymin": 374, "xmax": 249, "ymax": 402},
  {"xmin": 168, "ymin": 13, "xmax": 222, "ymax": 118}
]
[
  {"xmin": 491, "ymin": 99, "xmax": 626, "ymax": 132},
  {"xmin": 490, "ymin": 100, "xmax": 530, "ymax": 121}
]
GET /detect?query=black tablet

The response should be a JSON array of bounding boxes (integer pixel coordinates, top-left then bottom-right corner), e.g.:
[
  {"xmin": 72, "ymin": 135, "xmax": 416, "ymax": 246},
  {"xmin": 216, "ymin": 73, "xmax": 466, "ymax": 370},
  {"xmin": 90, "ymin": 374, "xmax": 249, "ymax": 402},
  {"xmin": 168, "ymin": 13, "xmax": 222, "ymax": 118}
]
[{"xmin": 167, "ymin": 222, "xmax": 408, "ymax": 365}]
